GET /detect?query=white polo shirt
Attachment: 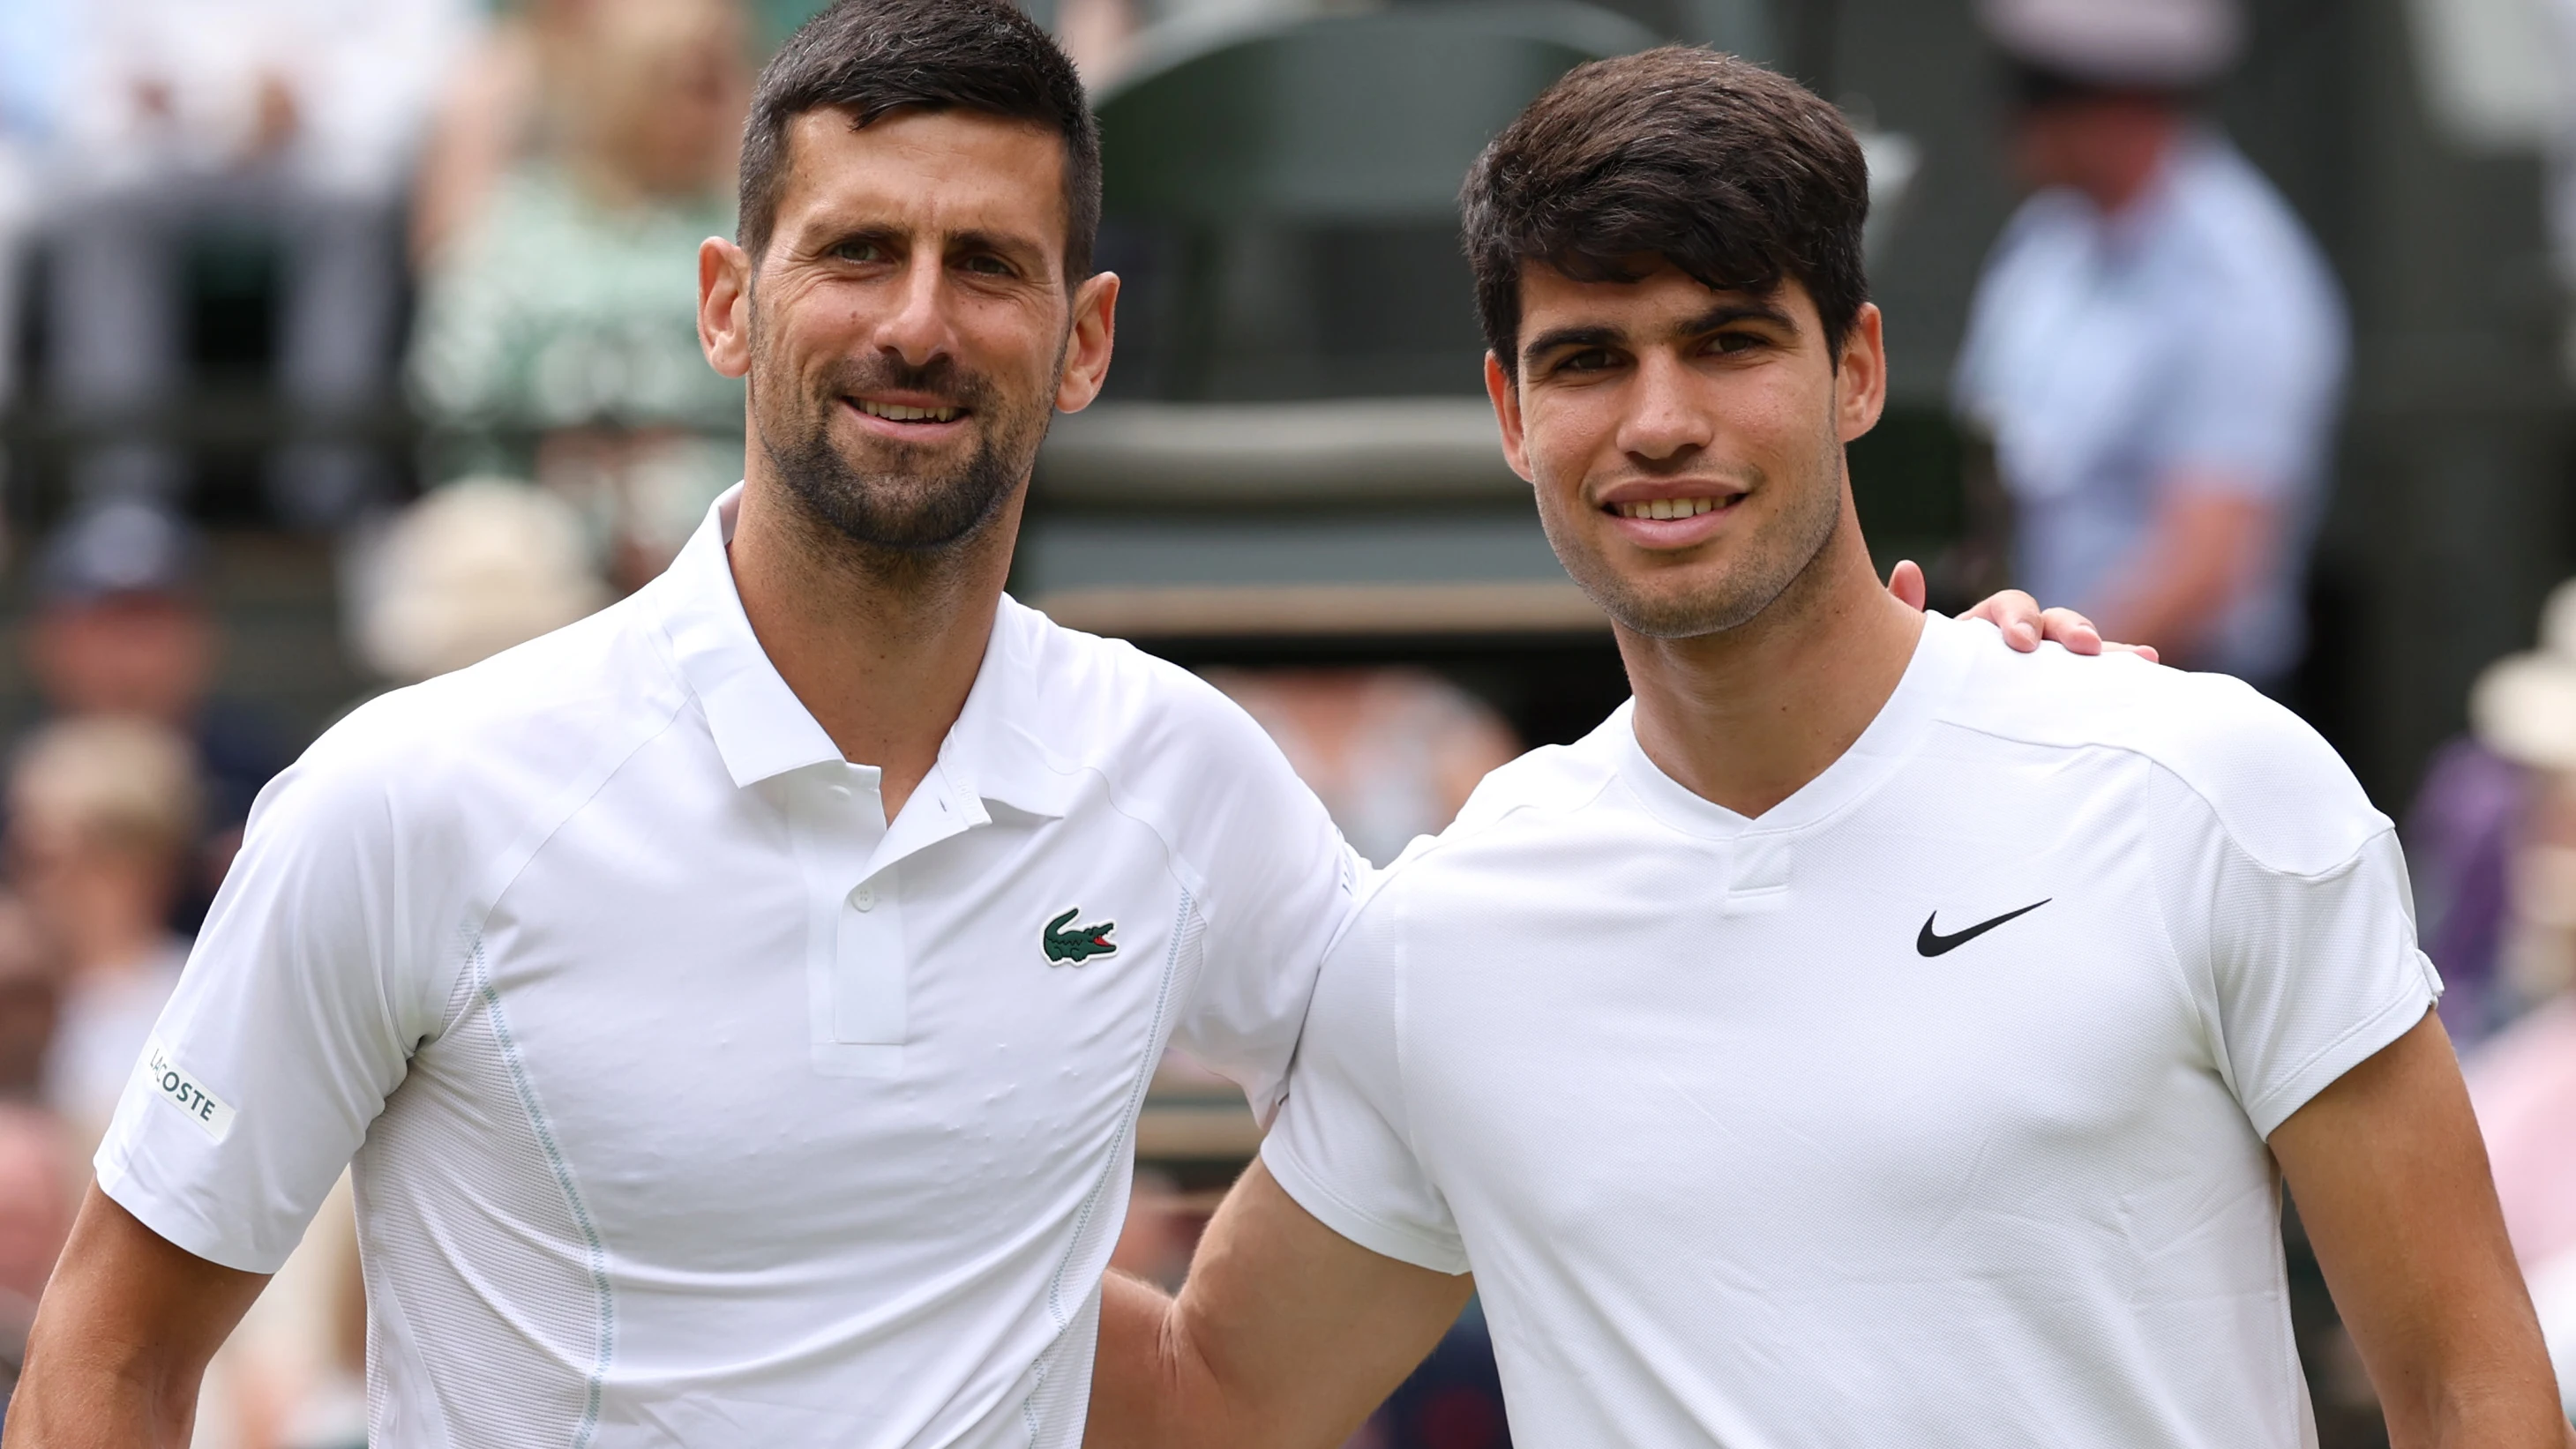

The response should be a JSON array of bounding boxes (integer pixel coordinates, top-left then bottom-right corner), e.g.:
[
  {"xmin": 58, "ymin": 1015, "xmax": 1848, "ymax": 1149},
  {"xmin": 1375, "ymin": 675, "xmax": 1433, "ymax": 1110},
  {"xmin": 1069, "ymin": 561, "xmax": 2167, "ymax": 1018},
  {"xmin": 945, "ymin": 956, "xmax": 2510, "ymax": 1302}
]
[
  {"xmin": 99, "ymin": 488, "xmax": 1357, "ymax": 1447},
  {"xmin": 1267, "ymin": 611, "xmax": 2438, "ymax": 1448}
]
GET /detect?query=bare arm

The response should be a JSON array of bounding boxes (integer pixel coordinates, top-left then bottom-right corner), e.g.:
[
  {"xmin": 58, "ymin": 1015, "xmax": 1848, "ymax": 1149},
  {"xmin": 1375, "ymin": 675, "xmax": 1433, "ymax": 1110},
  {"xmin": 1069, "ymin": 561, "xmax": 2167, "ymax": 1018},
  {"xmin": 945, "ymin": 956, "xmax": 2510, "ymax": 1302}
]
[
  {"xmin": 2092, "ymin": 480, "xmax": 2274, "ymax": 664},
  {"xmin": 4, "ymin": 1185, "xmax": 267, "ymax": 1447},
  {"xmin": 2269, "ymin": 1012, "xmax": 2575, "ymax": 1447},
  {"xmin": 1088, "ymin": 1159, "xmax": 1474, "ymax": 1449}
]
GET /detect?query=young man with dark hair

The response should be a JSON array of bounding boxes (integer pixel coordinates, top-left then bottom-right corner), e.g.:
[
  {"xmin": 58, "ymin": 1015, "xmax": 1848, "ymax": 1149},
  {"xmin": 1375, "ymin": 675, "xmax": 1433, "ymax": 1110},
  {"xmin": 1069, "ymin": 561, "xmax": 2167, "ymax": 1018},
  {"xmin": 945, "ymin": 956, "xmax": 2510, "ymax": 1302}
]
[
  {"xmin": 6, "ymin": 7, "xmax": 2095, "ymax": 1444},
  {"xmin": 1089, "ymin": 48, "xmax": 2570, "ymax": 1448}
]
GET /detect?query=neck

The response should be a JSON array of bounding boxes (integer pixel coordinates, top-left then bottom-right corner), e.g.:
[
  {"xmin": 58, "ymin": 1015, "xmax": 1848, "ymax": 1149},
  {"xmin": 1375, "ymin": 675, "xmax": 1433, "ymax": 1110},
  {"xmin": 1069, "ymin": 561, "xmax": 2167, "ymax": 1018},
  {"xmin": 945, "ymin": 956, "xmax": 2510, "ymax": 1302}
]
[
  {"xmin": 726, "ymin": 468, "xmax": 1022, "ymax": 820},
  {"xmin": 1619, "ymin": 503, "xmax": 1923, "ymax": 818}
]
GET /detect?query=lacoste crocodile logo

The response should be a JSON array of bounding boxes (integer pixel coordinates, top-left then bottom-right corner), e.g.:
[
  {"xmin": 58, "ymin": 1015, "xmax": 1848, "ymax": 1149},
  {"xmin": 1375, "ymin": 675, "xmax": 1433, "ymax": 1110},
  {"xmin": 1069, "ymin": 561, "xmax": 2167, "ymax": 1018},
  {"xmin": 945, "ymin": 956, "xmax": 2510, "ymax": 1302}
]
[{"xmin": 1043, "ymin": 907, "xmax": 1119, "ymax": 966}]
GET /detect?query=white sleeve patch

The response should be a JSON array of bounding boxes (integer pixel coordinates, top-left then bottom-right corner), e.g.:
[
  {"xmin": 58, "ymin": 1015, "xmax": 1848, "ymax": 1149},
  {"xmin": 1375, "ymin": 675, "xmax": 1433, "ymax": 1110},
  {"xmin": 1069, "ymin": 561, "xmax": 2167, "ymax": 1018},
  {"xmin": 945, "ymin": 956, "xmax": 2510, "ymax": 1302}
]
[{"xmin": 140, "ymin": 1038, "xmax": 236, "ymax": 1143}]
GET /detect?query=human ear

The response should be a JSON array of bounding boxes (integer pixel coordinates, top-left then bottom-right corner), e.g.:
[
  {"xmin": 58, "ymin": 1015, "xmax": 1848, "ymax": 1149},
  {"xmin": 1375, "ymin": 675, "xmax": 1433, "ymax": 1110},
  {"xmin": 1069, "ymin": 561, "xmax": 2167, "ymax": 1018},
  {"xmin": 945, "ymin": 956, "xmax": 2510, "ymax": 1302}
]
[
  {"xmin": 1486, "ymin": 353, "xmax": 1535, "ymax": 485},
  {"xmin": 1836, "ymin": 302, "xmax": 1887, "ymax": 444},
  {"xmin": 699, "ymin": 237, "xmax": 754, "ymax": 380},
  {"xmin": 1055, "ymin": 272, "xmax": 1120, "ymax": 413}
]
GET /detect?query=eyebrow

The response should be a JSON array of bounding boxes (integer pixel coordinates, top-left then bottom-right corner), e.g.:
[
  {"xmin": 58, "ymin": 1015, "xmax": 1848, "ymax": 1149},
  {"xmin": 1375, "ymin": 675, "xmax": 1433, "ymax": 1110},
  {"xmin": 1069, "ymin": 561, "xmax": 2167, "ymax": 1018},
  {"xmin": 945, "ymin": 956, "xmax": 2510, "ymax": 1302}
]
[{"xmin": 1520, "ymin": 298, "xmax": 1801, "ymax": 370}]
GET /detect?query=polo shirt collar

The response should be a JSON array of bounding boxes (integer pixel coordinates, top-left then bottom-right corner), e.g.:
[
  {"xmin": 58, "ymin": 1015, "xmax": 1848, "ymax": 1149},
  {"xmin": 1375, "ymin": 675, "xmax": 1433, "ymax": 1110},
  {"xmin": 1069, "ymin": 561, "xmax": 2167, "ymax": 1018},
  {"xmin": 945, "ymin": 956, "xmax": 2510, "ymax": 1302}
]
[{"xmin": 649, "ymin": 485, "xmax": 1069, "ymax": 821}]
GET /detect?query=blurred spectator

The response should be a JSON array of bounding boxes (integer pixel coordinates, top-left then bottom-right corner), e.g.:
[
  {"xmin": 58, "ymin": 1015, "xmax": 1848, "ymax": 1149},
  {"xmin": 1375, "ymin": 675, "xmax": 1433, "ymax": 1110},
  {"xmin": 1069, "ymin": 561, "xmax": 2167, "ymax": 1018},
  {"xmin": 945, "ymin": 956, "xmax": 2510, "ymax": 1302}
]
[
  {"xmin": 409, "ymin": 0, "xmax": 597, "ymax": 265},
  {"xmin": 8, "ymin": 714, "xmax": 200, "ymax": 1151},
  {"xmin": 0, "ymin": 1102, "xmax": 74, "ymax": 1407},
  {"xmin": 1200, "ymin": 668, "xmax": 1519, "ymax": 867},
  {"xmin": 0, "ymin": 896, "xmax": 58, "ymax": 1100},
  {"xmin": 408, "ymin": 0, "xmax": 751, "ymax": 589},
  {"xmin": 22, "ymin": 501, "xmax": 288, "ymax": 924},
  {"xmin": 49, "ymin": 0, "xmax": 473, "ymax": 525},
  {"xmin": 348, "ymin": 478, "xmax": 608, "ymax": 684},
  {"xmin": 1953, "ymin": 0, "xmax": 2348, "ymax": 691},
  {"xmin": 2456, "ymin": 579, "xmax": 2576, "ymax": 1408}
]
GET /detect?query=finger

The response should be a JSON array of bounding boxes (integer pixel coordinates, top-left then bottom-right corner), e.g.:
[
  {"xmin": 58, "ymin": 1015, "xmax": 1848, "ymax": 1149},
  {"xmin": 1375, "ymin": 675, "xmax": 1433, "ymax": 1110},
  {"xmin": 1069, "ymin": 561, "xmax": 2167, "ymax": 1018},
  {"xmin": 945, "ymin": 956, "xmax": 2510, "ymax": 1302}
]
[
  {"xmin": 1966, "ymin": 590, "xmax": 2043, "ymax": 651},
  {"xmin": 1885, "ymin": 559, "xmax": 1927, "ymax": 611},
  {"xmin": 2108, "ymin": 642, "xmax": 2160, "ymax": 664},
  {"xmin": 2038, "ymin": 607, "xmax": 2103, "ymax": 655}
]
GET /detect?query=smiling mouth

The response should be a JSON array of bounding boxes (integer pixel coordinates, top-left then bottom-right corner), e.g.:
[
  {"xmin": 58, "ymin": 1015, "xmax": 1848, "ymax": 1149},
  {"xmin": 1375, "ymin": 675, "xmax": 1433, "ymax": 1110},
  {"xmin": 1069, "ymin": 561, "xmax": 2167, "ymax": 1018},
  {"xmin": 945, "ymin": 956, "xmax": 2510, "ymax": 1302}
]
[
  {"xmin": 851, "ymin": 398, "xmax": 965, "ymax": 424},
  {"xmin": 1609, "ymin": 495, "xmax": 1740, "ymax": 520}
]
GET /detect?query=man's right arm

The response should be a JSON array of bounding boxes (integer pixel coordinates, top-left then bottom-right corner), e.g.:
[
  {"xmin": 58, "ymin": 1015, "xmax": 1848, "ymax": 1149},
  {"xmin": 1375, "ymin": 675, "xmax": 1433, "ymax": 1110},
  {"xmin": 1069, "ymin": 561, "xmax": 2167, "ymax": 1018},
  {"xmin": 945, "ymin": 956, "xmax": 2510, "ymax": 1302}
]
[
  {"xmin": 1089, "ymin": 1158, "xmax": 1473, "ymax": 1449},
  {"xmin": 4, "ymin": 1187, "xmax": 268, "ymax": 1447}
]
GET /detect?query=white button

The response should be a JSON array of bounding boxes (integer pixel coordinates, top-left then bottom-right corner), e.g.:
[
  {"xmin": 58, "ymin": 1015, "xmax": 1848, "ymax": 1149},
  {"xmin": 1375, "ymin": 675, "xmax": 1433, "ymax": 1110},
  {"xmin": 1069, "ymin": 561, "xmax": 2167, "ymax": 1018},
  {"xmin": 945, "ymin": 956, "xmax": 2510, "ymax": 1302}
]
[
  {"xmin": 827, "ymin": 784, "xmax": 852, "ymax": 802},
  {"xmin": 849, "ymin": 885, "xmax": 875, "ymax": 912}
]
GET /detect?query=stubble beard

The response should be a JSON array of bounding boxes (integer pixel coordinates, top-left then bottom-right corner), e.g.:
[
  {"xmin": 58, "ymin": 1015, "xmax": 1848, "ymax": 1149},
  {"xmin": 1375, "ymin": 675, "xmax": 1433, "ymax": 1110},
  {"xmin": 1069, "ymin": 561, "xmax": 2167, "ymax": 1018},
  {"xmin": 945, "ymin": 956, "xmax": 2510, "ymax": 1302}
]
[
  {"xmin": 748, "ymin": 311, "xmax": 1063, "ymax": 582},
  {"xmin": 1541, "ymin": 422, "xmax": 1848, "ymax": 641}
]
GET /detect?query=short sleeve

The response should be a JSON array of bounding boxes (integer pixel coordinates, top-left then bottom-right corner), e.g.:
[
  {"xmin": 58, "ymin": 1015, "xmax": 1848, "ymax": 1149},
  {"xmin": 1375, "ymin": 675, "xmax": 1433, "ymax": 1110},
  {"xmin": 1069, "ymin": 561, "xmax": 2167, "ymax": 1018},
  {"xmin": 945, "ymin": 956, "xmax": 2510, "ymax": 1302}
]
[
  {"xmin": 1162, "ymin": 700, "xmax": 1362, "ymax": 1126},
  {"xmin": 2150, "ymin": 751, "xmax": 2440, "ymax": 1140},
  {"xmin": 94, "ymin": 741, "xmax": 456, "ymax": 1274},
  {"xmin": 1262, "ymin": 883, "xmax": 1469, "ymax": 1275},
  {"xmin": 2150, "ymin": 242, "xmax": 2347, "ymax": 501}
]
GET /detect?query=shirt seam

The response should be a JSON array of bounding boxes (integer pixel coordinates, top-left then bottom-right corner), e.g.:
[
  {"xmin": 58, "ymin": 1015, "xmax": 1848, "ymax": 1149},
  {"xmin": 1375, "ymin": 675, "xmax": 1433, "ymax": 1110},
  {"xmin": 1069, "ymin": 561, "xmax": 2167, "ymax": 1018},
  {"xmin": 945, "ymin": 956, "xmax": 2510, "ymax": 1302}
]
[
  {"xmin": 437, "ymin": 678, "xmax": 693, "ymax": 1040},
  {"xmin": 1929, "ymin": 714, "xmax": 2389, "ymax": 880},
  {"xmin": 468, "ymin": 937, "xmax": 616, "ymax": 1448},
  {"xmin": 1025, "ymin": 891, "xmax": 1197, "ymax": 1444}
]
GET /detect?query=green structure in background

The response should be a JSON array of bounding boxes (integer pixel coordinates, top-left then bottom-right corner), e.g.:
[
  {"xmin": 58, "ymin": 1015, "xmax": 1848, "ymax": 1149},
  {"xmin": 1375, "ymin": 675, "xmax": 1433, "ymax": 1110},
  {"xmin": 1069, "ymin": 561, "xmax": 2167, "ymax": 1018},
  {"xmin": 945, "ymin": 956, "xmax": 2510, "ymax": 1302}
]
[
  {"xmin": 1093, "ymin": 4, "xmax": 1656, "ymax": 400},
  {"xmin": 1022, "ymin": 3, "xmax": 1656, "ymax": 672}
]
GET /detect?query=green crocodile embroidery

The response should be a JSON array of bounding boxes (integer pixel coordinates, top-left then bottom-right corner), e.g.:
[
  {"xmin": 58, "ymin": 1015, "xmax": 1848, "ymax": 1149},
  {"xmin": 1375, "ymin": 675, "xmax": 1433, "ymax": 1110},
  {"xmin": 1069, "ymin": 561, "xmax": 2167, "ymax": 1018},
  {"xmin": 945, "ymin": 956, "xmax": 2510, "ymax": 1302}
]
[{"xmin": 1043, "ymin": 907, "xmax": 1119, "ymax": 965}]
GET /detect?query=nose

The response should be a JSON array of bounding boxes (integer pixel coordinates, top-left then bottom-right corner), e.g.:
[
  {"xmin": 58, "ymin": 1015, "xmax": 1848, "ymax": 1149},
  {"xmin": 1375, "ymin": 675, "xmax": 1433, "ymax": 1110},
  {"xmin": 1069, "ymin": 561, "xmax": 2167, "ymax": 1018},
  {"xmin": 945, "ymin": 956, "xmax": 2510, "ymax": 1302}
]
[
  {"xmin": 1617, "ymin": 349, "xmax": 1714, "ymax": 467},
  {"xmin": 877, "ymin": 253, "xmax": 958, "ymax": 369}
]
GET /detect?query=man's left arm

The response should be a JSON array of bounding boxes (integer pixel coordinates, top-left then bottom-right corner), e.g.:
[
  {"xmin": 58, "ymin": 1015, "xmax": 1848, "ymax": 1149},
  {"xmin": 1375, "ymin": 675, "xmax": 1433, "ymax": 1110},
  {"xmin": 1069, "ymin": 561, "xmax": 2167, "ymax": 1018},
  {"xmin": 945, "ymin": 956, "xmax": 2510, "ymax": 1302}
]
[{"xmin": 2271, "ymin": 1012, "xmax": 2574, "ymax": 1445}]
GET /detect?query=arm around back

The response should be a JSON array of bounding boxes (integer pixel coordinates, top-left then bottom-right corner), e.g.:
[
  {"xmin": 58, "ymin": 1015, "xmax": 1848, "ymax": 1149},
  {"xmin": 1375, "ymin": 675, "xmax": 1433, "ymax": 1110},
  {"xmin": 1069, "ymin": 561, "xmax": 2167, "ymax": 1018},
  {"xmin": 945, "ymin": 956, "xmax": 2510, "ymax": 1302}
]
[
  {"xmin": 4, "ymin": 1184, "xmax": 268, "ymax": 1447},
  {"xmin": 1089, "ymin": 1158, "xmax": 1473, "ymax": 1449}
]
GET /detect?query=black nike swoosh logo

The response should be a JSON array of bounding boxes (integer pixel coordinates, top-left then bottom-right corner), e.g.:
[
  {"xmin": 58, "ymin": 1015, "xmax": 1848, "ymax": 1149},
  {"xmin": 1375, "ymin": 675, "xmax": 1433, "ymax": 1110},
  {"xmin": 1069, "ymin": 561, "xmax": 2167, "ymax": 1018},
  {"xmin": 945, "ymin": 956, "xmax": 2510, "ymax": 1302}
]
[{"xmin": 1916, "ymin": 900, "xmax": 2050, "ymax": 957}]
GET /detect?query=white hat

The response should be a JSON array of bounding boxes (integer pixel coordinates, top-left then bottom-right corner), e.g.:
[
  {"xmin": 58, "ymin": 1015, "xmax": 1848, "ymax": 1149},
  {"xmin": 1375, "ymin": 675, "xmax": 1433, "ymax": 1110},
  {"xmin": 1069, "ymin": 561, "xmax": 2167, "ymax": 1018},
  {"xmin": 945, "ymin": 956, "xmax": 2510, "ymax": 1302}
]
[
  {"xmin": 355, "ymin": 479, "xmax": 610, "ymax": 683},
  {"xmin": 2472, "ymin": 579, "xmax": 2576, "ymax": 772},
  {"xmin": 1978, "ymin": 0, "xmax": 2244, "ymax": 90}
]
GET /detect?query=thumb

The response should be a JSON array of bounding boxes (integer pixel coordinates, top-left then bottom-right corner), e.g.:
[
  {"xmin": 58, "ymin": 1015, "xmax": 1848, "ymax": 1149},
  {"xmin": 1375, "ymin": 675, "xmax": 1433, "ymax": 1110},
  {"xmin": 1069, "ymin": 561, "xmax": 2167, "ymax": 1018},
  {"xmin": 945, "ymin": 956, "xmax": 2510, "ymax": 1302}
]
[{"xmin": 1886, "ymin": 558, "xmax": 1928, "ymax": 611}]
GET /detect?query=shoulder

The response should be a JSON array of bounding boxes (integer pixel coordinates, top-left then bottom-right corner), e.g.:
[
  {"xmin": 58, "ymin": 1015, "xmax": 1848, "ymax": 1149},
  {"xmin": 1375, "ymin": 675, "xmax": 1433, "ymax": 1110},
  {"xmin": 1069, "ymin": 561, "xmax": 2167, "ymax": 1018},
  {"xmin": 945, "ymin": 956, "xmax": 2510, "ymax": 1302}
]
[
  {"xmin": 2165, "ymin": 143, "xmax": 2343, "ymax": 324},
  {"xmin": 1002, "ymin": 600, "xmax": 1339, "ymax": 901},
  {"xmin": 279, "ymin": 596, "xmax": 681, "ymax": 862},
  {"xmin": 1937, "ymin": 622, "xmax": 2384, "ymax": 875},
  {"xmin": 1007, "ymin": 599, "xmax": 1287, "ymax": 783}
]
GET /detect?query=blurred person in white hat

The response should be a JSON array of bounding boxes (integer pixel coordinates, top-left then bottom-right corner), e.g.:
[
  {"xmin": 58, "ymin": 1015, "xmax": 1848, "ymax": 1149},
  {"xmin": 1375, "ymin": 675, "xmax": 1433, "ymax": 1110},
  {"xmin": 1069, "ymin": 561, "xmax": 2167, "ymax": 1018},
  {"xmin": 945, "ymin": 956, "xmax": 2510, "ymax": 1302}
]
[
  {"xmin": 1954, "ymin": 0, "xmax": 2348, "ymax": 692},
  {"xmin": 2456, "ymin": 581, "xmax": 2576, "ymax": 1367},
  {"xmin": 349, "ymin": 478, "xmax": 609, "ymax": 687}
]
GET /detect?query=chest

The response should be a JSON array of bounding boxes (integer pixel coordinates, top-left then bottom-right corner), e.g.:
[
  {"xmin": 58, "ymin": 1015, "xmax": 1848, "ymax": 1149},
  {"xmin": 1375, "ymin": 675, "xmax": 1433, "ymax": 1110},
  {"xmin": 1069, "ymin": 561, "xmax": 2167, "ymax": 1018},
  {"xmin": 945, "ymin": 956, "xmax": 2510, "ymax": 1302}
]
[
  {"xmin": 423, "ymin": 761, "xmax": 1195, "ymax": 1257},
  {"xmin": 1398, "ymin": 787, "xmax": 2234, "ymax": 1258}
]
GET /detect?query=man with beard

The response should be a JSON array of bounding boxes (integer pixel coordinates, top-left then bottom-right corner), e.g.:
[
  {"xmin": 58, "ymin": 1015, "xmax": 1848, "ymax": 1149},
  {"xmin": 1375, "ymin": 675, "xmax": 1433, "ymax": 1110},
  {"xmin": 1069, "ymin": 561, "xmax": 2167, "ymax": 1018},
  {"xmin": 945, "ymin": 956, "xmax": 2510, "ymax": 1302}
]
[
  {"xmin": 1089, "ymin": 48, "xmax": 2570, "ymax": 1449},
  {"xmin": 7, "ymin": 7, "xmax": 2100, "ymax": 1446}
]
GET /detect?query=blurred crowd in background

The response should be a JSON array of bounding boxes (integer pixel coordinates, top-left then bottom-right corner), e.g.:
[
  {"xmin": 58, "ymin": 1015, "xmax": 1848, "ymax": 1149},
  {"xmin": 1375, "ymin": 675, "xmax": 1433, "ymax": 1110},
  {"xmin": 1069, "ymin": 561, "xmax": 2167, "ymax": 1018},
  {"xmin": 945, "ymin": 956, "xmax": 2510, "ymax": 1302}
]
[{"xmin": 0, "ymin": 0, "xmax": 2560, "ymax": 1444}]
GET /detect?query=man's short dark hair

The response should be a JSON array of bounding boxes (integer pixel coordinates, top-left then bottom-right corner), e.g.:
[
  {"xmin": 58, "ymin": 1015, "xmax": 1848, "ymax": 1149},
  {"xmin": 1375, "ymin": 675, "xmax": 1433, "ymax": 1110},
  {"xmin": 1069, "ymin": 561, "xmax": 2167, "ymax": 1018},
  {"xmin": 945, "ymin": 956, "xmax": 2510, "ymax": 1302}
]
[
  {"xmin": 738, "ymin": 0, "xmax": 1101, "ymax": 280},
  {"xmin": 1461, "ymin": 47, "xmax": 1870, "ymax": 377}
]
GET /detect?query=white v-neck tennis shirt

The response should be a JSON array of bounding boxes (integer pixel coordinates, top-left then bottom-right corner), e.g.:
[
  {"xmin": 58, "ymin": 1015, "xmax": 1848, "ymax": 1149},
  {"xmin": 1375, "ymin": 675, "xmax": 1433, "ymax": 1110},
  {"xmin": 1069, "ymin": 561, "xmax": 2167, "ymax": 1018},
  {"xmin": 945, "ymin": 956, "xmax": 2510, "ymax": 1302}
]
[
  {"xmin": 1267, "ymin": 610, "xmax": 2438, "ymax": 1449},
  {"xmin": 98, "ymin": 486, "xmax": 1358, "ymax": 1447}
]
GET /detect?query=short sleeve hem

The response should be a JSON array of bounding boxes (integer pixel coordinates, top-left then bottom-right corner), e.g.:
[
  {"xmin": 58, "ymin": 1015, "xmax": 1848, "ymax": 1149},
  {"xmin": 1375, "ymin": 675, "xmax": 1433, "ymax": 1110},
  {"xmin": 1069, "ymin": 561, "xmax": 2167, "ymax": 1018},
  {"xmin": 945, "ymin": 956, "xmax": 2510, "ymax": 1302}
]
[
  {"xmin": 1262, "ymin": 1137, "xmax": 1470, "ymax": 1276},
  {"xmin": 94, "ymin": 1151, "xmax": 283, "ymax": 1276},
  {"xmin": 2245, "ymin": 952, "xmax": 2440, "ymax": 1139}
]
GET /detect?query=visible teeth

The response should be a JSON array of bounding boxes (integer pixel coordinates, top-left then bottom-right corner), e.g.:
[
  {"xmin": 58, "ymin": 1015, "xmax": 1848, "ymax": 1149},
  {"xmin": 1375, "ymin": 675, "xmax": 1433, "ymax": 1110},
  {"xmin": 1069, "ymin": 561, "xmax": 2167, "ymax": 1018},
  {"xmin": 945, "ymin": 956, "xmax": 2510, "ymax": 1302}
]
[
  {"xmin": 1614, "ymin": 497, "xmax": 1724, "ymax": 520},
  {"xmin": 858, "ymin": 400, "xmax": 960, "ymax": 423}
]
